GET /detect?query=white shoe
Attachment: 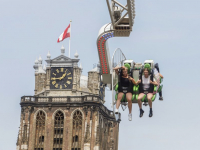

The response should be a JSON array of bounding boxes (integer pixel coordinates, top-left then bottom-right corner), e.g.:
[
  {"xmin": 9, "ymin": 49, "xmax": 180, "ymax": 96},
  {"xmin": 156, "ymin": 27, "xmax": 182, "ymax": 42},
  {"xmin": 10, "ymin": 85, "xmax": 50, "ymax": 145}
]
[
  {"xmin": 115, "ymin": 108, "xmax": 119, "ymax": 114},
  {"xmin": 128, "ymin": 114, "xmax": 132, "ymax": 121}
]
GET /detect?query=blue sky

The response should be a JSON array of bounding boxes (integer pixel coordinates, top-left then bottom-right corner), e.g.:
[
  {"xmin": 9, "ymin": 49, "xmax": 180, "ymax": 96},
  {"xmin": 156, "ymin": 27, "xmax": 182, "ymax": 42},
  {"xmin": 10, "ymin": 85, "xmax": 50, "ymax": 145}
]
[{"xmin": 0, "ymin": 0, "xmax": 200, "ymax": 149}]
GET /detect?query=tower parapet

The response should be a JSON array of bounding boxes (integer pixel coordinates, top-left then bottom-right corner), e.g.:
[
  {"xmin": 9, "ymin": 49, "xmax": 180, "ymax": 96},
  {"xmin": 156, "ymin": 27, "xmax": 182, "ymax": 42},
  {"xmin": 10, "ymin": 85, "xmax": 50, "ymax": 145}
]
[{"xmin": 16, "ymin": 46, "xmax": 119, "ymax": 150}]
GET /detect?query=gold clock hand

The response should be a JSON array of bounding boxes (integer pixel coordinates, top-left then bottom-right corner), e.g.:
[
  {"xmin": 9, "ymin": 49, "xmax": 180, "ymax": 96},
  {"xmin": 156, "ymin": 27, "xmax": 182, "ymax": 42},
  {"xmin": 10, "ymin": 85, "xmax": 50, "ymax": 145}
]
[
  {"xmin": 51, "ymin": 73, "xmax": 66, "ymax": 80},
  {"xmin": 62, "ymin": 73, "xmax": 66, "ymax": 78},
  {"xmin": 59, "ymin": 73, "xmax": 66, "ymax": 80},
  {"xmin": 51, "ymin": 77, "xmax": 61, "ymax": 80}
]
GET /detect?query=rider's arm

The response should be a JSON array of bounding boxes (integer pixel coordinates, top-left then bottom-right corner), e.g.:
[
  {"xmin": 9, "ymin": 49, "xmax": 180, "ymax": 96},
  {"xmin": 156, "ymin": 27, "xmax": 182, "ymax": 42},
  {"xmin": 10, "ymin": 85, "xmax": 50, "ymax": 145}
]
[
  {"xmin": 113, "ymin": 66, "xmax": 125, "ymax": 70},
  {"xmin": 150, "ymin": 78, "xmax": 158, "ymax": 86},
  {"xmin": 159, "ymin": 73, "xmax": 164, "ymax": 79},
  {"xmin": 135, "ymin": 79, "xmax": 141, "ymax": 85},
  {"xmin": 113, "ymin": 66, "xmax": 124, "ymax": 75},
  {"xmin": 128, "ymin": 76, "xmax": 137, "ymax": 85}
]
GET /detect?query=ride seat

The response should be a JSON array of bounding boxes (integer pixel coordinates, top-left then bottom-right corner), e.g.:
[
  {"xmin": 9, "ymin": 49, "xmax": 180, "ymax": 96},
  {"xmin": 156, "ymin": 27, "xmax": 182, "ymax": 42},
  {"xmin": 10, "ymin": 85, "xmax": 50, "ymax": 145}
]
[
  {"xmin": 138, "ymin": 66, "xmax": 157, "ymax": 102},
  {"xmin": 114, "ymin": 63, "xmax": 158, "ymax": 104}
]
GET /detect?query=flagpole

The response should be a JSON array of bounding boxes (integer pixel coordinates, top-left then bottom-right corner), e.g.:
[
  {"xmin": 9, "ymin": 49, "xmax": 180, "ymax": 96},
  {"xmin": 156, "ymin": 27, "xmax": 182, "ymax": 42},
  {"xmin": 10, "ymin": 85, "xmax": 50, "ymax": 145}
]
[{"xmin": 69, "ymin": 20, "xmax": 72, "ymax": 58}]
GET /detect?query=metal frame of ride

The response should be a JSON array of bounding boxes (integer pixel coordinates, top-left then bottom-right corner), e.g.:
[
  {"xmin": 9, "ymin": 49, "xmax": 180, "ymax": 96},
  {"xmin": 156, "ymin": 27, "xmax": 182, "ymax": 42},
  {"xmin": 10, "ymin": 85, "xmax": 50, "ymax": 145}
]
[
  {"xmin": 97, "ymin": 0, "xmax": 135, "ymax": 85},
  {"xmin": 97, "ymin": 0, "xmax": 136, "ymax": 121},
  {"xmin": 97, "ymin": 0, "xmax": 163, "ymax": 121}
]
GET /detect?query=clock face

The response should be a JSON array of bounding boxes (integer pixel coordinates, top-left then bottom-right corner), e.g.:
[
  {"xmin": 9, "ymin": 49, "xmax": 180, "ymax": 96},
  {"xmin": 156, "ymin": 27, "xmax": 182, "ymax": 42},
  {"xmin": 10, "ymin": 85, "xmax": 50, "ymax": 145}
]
[{"xmin": 50, "ymin": 67, "xmax": 73, "ymax": 89}]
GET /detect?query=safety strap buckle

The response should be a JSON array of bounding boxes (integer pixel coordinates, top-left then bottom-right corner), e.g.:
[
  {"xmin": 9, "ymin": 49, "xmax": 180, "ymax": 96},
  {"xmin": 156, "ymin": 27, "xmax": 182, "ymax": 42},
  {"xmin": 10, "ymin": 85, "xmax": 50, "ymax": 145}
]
[
  {"xmin": 122, "ymin": 87, "xmax": 128, "ymax": 94},
  {"xmin": 144, "ymin": 91, "xmax": 148, "ymax": 94}
]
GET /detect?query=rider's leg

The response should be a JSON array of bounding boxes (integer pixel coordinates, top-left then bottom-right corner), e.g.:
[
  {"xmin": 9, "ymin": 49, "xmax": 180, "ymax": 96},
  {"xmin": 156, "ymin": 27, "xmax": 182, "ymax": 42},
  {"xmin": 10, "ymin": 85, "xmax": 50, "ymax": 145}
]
[
  {"xmin": 147, "ymin": 93, "xmax": 153, "ymax": 108},
  {"xmin": 159, "ymin": 91, "xmax": 162, "ymax": 97},
  {"xmin": 159, "ymin": 90, "xmax": 163, "ymax": 100},
  {"xmin": 138, "ymin": 93, "xmax": 145, "ymax": 109},
  {"xmin": 126, "ymin": 93, "xmax": 133, "ymax": 114},
  {"xmin": 138, "ymin": 93, "xmax": 145, "ymax": 117},
  {"xmin": 116, "ymin": 92, "xmax": 124, "ymax": 109},
  {"xmin": 147, "ymin": 93, "xmax": 153, "ymax": 117}
]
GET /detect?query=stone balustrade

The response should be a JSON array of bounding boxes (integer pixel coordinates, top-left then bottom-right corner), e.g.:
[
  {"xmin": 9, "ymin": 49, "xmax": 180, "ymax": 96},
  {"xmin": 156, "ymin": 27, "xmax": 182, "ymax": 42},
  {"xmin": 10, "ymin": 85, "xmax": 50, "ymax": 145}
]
[{"xmin": 20, "ymin": 95, "xmax": 115, "ymax": 119}]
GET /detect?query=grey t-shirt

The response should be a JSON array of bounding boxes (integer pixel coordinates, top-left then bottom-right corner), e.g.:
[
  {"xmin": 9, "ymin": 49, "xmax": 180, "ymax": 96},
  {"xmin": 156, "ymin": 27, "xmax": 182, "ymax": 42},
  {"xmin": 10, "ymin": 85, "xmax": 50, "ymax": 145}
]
[{"xmin": 142, "ymin": 75, "xmax": 156, "ymax": 90}]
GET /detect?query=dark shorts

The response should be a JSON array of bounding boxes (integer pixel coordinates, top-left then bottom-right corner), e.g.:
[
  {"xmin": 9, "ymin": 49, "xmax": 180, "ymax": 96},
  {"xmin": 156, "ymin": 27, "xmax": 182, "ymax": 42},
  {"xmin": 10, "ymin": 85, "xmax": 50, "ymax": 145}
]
[
  {"xmin": 118, "ymin": 86, "xmax": 133, "ymax": 94},
  {"xmin": 139, "ymin": 88, "xmax": 152, "ymax": 94}
]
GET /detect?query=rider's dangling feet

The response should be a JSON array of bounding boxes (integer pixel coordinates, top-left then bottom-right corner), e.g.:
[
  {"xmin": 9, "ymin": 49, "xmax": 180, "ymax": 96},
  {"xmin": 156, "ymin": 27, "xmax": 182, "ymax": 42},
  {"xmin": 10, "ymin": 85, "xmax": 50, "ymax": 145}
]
[
  {"xmin": 159, "ymin": 91, "xmax": 163, "ymax": 100},
  {"xmin": 149, "ymin": 108, "xmax": 153, "ymax": 117},
  {"xmin": 115, "ymin": 108, "xmax": 119, "ymax": 114},
  {"xmin": 139, "ymin": 109, "xmax": 144, "ymax": 118},
  {"xmin": 128, "ymin": 114, "xmax": 132, "ymax": 121}
]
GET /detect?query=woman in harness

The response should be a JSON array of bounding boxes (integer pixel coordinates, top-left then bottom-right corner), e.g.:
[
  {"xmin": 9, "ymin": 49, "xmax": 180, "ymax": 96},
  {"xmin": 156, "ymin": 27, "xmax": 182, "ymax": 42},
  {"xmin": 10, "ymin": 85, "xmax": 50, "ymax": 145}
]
[
  {"xmin": 113, "ymin": 65, "xmax": 139, "ymax": 121},
  {"xmin": 154, "ymin": 63, "xmax": 164, "ymax": 100},
  {"xmin": 137, "ymin": 64, "xmax": 158, "ymax": 118}
]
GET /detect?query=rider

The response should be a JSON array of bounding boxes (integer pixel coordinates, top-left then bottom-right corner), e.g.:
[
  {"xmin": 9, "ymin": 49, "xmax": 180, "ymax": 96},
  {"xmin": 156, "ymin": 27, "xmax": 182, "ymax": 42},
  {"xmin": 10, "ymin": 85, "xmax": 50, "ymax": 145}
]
[
  {"xmin": 154, "ymin": 63, "xmax": 164, "ymax": 100},
  {"xmin": 137, "ymin": 64, "xmax": 158, "ymax": 118},
  {"xmin": 113, "ymin": 64, "xmax": 139, "ymax": 121}
]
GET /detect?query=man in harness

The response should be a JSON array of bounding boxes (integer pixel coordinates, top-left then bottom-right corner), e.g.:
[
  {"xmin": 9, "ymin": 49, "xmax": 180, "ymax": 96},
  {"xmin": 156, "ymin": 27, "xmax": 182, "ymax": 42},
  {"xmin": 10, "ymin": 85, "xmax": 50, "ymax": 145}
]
[
  {"xmin": 113, "ymin": 64, "xmax": 139, "ymax": 121},
  {"xmin": 137, "ymin": 64, "xmax": 158, "ymax": 118}
]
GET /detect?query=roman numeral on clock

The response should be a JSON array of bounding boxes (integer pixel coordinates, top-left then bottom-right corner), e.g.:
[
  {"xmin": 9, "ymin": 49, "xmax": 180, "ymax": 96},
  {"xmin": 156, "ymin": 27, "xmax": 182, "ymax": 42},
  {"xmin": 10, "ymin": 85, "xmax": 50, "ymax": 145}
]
[
  {"xmin": 66, "ymin": 81, "xmax": 71, "ymax": 84},
  {"xmin": 55, "ymin": 84, "xmax": 58, "ymax": 88},
  {"xmin": 52, "ymin": 81, "xmax": 56, "ymax": 85}
]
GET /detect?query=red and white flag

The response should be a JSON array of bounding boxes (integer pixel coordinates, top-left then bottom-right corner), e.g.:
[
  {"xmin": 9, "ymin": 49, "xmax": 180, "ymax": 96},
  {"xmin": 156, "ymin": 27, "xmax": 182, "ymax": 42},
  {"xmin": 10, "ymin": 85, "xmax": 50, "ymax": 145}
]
[{"xmin": 57, "ymin": 24, "xmax": 71, "ymax": 43}]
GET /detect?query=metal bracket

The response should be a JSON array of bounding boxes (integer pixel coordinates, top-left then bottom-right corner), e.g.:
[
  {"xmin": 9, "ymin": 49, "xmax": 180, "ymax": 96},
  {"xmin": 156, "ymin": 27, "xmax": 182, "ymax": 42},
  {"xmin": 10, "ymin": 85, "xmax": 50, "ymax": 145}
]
[{"xmin": 106, "ymin": 0, "xmax": 136, "ymax": 30}]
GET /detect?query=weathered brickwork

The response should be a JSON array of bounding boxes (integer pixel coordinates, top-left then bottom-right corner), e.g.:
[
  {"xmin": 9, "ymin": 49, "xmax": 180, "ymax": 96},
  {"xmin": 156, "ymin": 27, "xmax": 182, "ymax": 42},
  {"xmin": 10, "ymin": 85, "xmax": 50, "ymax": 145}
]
[{"xmin": 16, "ymin": 104, "xmax": 119, "ymax": 150}]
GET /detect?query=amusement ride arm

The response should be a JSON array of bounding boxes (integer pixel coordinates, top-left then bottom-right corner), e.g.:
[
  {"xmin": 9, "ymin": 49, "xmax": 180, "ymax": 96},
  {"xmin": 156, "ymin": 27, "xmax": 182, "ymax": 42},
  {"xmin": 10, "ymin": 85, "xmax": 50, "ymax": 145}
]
[{"xmin": 97, "ymin": 0, "xmax": 136, "ymax": 85}]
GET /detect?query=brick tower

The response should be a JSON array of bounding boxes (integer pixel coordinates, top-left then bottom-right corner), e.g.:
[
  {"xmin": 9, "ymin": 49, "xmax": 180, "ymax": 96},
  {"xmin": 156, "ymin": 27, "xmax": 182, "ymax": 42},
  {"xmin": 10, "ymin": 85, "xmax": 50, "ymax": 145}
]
[{"xmin": 16, "ymin": 46, "xmax": 120, "ymax": 150}]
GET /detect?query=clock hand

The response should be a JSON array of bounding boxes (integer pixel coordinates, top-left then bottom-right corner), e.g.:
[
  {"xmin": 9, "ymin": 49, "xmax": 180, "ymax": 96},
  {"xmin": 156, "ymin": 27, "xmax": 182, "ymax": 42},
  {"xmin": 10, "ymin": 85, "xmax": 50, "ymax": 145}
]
[
  {"xmin": 51, "ymin": 77, "xmax": 62, "ymax": 80},
  {"xmin": 62, "ymin": 73, "xmax": 66, "ymax": 78},
  {"xmin": 51, "ymin": 73, "xmax": 66, "ymax": 80},
  {"xmin": 59, "ymin": 73, "xmax": 67, "ymax": 80}
]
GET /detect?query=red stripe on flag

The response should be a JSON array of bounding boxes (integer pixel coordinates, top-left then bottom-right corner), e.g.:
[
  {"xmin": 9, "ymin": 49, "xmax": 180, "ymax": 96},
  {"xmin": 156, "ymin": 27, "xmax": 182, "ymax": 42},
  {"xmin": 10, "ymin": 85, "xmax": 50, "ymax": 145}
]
[
  {"xmin": 57, "ymin": 24, "xmax": 70, "ymax": 43},
  {"xmin": 62, "ymin": 24, "xmax": 70, "ymax": 40}
]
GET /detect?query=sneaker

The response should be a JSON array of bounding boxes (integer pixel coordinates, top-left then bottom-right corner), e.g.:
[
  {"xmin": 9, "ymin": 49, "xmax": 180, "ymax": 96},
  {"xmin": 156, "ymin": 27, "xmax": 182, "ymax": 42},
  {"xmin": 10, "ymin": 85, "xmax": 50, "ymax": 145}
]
[
  {"xmin": 128, "ymin": 114, "xmax": 132, "ymax": 121},
  {"xmin": 149, "ymin": 110, "xmax": 153, "ymax": 117},
  {"xmin": 139, "ymin": 109, "xmax": 144, "ymax": 118},
  {"xmin": 159, "ymin": 97, "xmax": 163, "ymax": 101},
  {"xmin": 115, "ymin": 108, "xmax": 119, "ymax": 114}
]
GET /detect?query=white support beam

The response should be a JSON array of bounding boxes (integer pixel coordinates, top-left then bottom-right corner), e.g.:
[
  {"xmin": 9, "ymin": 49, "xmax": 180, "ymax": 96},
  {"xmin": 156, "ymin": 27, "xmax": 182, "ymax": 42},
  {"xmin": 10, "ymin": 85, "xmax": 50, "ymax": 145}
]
[
  {"xmin": 106, "ymin": 0, "xmax": 115, "ymax": 26},
  {"xmin": 113, "ymin": 0, "xmax": 128, "ymax": 11},
  {"xmin": 114, "ymin": 12, "xmax": 128, "ymax": 26},
  {"xmin": 121, "ymin": 4, "xmax": 128, "ymax": 13}
]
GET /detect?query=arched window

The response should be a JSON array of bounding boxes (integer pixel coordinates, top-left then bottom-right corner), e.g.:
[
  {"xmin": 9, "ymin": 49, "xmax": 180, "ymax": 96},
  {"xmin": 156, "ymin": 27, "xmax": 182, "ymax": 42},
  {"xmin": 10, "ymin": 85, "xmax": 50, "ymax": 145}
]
[
  {"xmin": 34, "ymin": 111, "xmax": 45, "ymax": 150},
  {"xmin": 71, "ymin": 110, "xmax": 82, "ymax": 150},
  {"xmin": 53, "ymin": 111, "xmax": 64, "ymax": 150},
  {"xmin": 22, "ymin": 124, "xmax": 27, "ymax": 143}
]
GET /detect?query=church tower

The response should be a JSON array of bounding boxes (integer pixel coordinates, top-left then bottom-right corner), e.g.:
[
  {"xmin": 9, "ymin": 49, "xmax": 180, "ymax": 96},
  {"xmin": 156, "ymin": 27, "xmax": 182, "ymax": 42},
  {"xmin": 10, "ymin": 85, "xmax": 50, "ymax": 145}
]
[{"xmin": 16, "ymin": 46, "xmax": 120, "ymax": 150}]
